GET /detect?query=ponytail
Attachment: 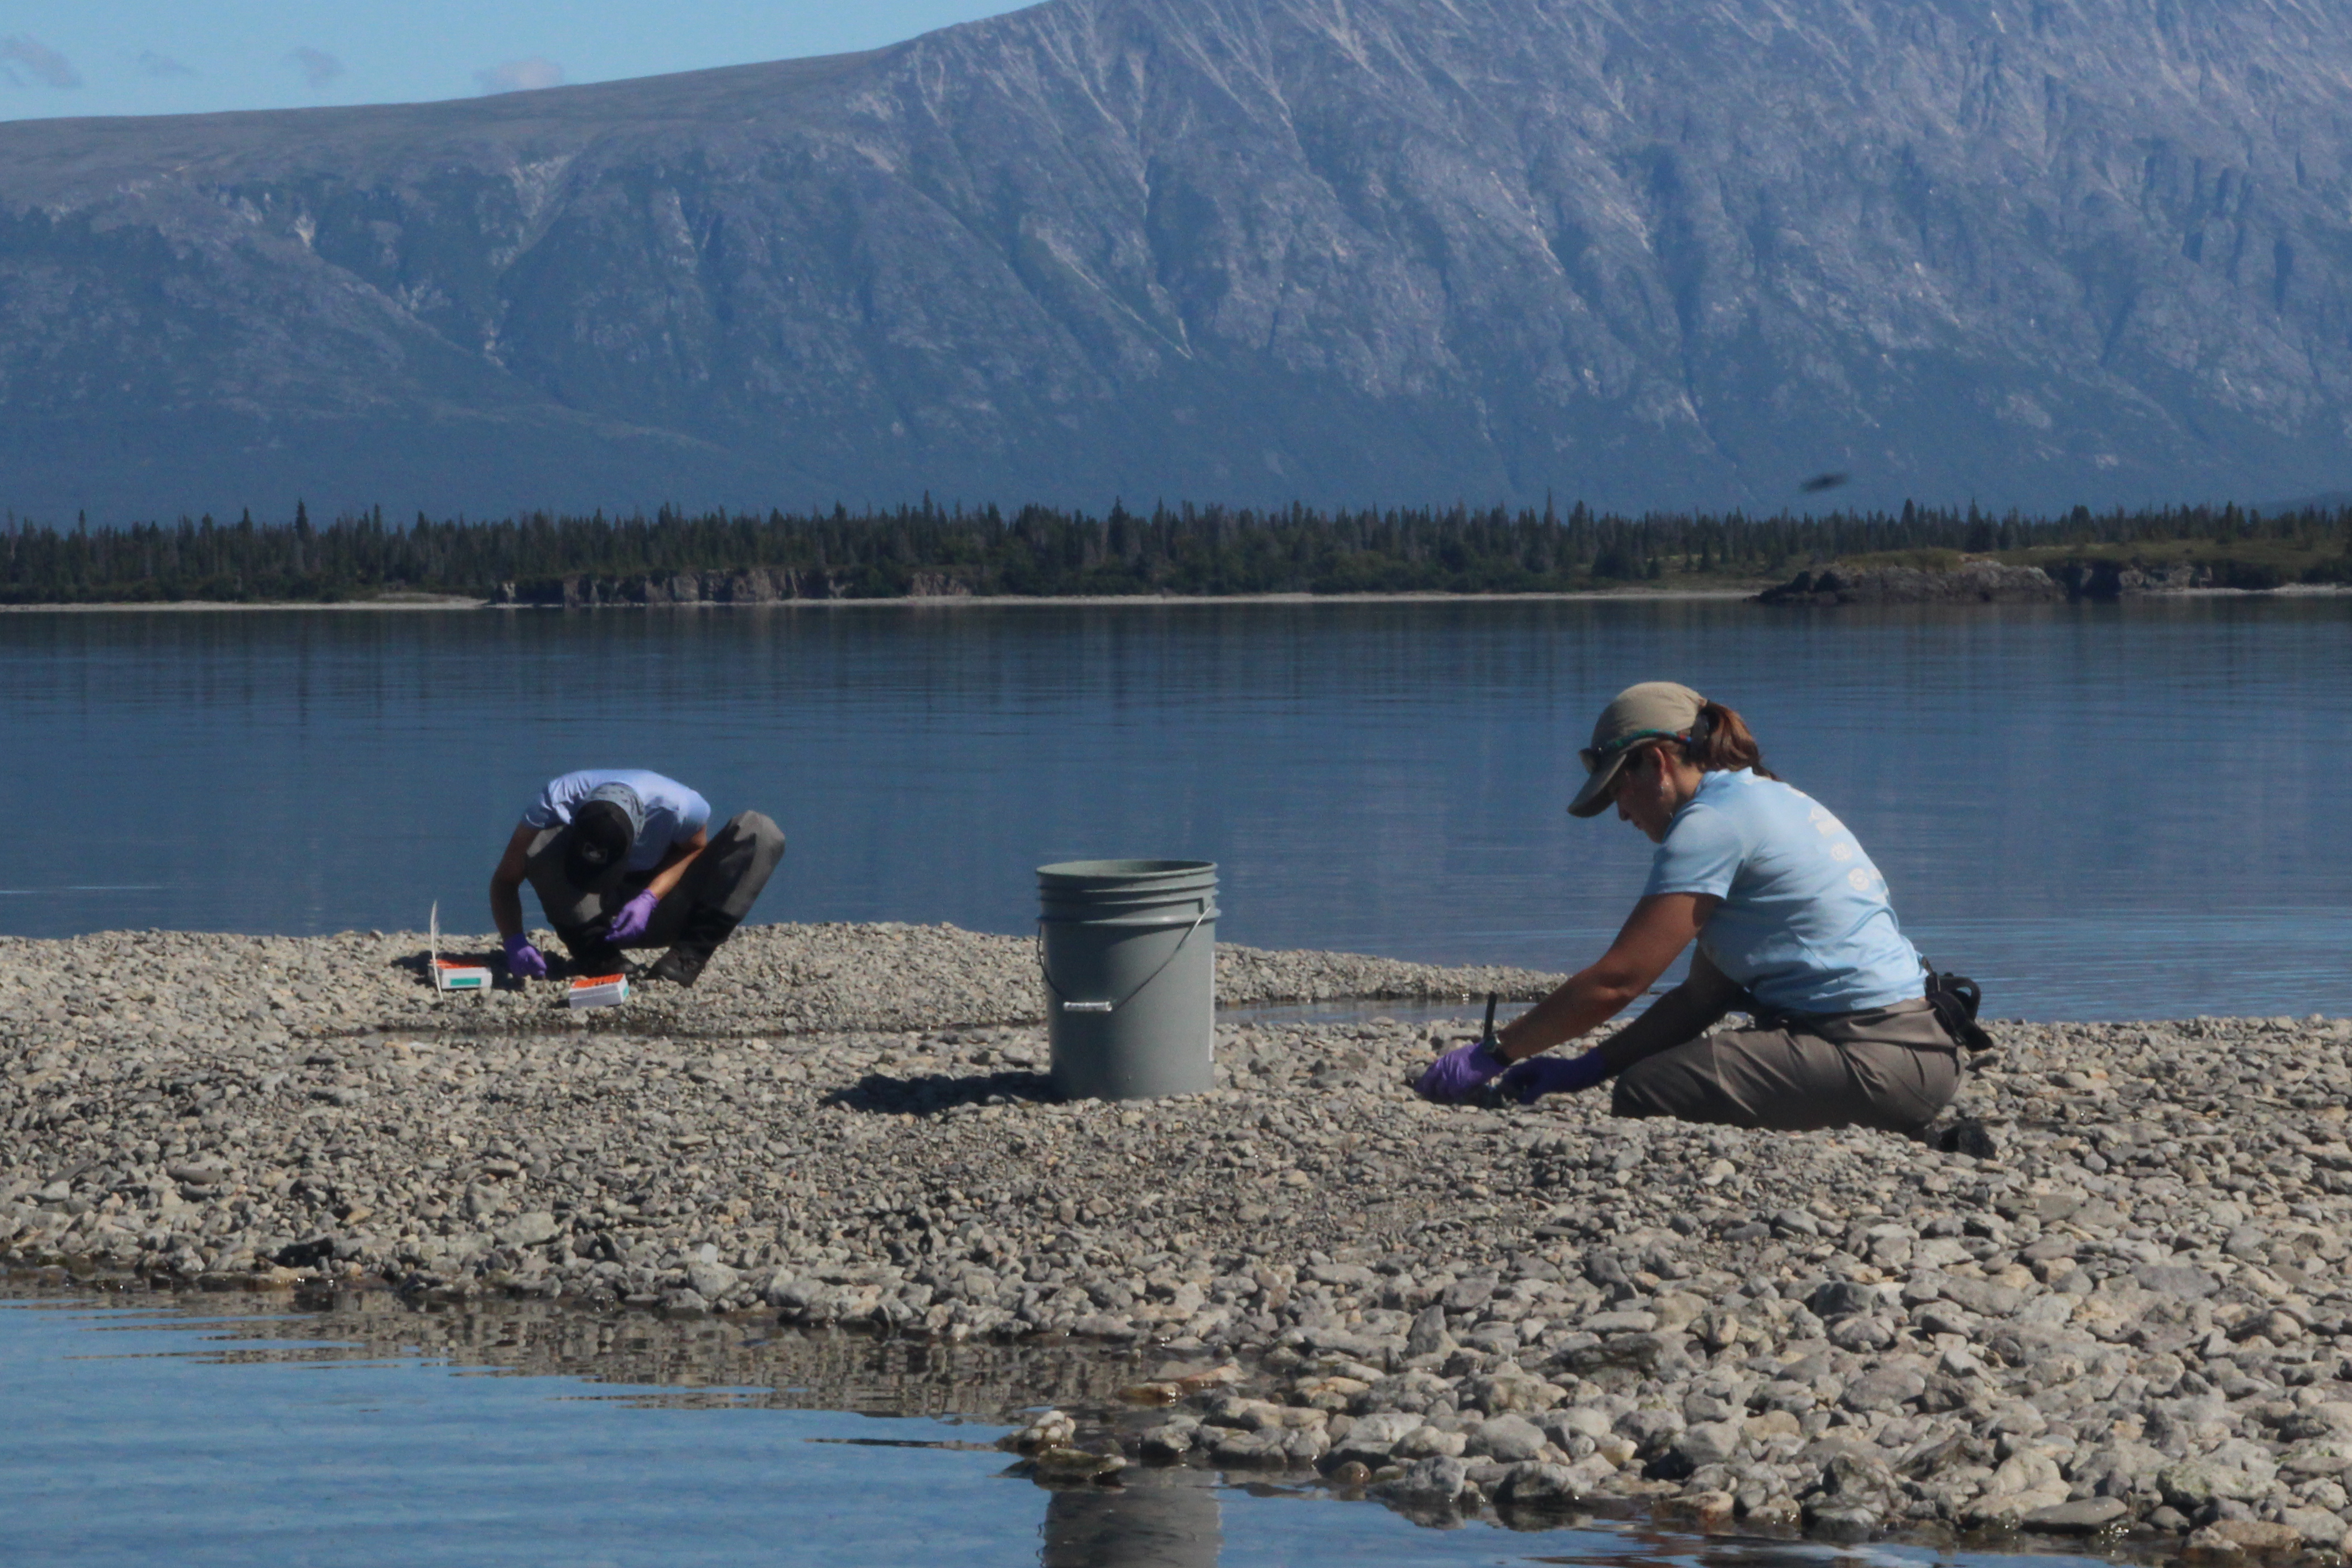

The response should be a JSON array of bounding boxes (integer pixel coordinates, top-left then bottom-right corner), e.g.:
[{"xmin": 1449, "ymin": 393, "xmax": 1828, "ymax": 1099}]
[{"xmin": 1689, "ymin": 700, "xmax": 1777, "ymax": 780}]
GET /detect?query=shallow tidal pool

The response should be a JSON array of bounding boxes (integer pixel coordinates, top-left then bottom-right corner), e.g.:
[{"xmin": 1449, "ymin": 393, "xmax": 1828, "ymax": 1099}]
[{"xmin": 3, "ymin": 1290, "xmax": 2135, "ymax": 1568}]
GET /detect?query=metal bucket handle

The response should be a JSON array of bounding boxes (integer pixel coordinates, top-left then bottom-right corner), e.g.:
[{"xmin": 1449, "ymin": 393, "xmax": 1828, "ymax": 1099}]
[{"xmin": 1036, "ymin": 905, "xmax": 1210, "ymax": 1015}]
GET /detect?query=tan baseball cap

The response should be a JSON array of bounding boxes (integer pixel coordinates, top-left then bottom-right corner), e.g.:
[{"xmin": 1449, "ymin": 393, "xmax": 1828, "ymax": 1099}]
[{"xmin": 1567, "ymin": 682, "xmax": 1707, "ymax": 817}]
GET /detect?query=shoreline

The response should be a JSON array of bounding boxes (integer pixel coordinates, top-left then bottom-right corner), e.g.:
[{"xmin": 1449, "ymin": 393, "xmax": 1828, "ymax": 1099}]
[
  {"xmin": 4, "ymin": 583, "xmax": 2347, "ymax": 612},
  {"xmin": 7, "ymin": 923, "xmax": 2352, "ymax": 1556},
  {"xmin": 0, "ymin": 588, "xmax": 1764, "ymax": 612}
]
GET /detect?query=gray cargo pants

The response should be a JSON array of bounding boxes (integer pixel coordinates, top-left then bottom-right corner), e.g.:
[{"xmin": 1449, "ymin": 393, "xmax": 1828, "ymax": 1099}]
[
  {"xmin": 525, "ymin": 810, "xmax": 785, "ymax": 954},
  {"xmin": 1611, "ymin": 998, "xmax": 1960, "ymax": 1133}
]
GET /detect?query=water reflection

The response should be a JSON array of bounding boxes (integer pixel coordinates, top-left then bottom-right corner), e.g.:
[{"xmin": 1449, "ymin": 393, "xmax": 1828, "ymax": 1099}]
[
  {"xmin": 3, "ymin": 1284, "xmax": 2135, "ymax": 1568},
  {"xmin": 1043, "ymin": 1473, "xmax": 1221, "ymax": 1568},
  {"xmin": 15, "ymin": 1279, "xmax": 1150, "ymax": 1419}
]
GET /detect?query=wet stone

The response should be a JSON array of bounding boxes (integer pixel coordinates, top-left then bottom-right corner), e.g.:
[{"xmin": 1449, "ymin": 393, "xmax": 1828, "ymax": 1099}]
[{"xmin": 2024, "ymin": 1496, "xmax": 2130, "ymax": 1534}]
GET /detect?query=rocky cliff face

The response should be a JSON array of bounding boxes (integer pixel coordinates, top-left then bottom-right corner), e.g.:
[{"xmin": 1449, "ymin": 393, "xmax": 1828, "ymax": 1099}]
[
  {"xmin": 4, "ymin": 0, "xmax": 2350, "ymax": 521},
  {"xmin": 1758, "ymin": 561, "xmax": 2067, "ymax": 605}
]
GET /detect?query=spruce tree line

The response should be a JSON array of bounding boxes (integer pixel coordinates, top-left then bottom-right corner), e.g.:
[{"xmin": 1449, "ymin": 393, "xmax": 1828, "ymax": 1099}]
[{"xmin": 1, "ymin": 497, "xmax": 2346, "ymax": 603}]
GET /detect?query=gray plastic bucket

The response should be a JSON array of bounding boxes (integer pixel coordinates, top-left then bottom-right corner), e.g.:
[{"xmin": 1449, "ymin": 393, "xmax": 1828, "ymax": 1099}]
[{"xmin": 1038, "ymin": 859, "xmax": 1218, "ymax": 1100}]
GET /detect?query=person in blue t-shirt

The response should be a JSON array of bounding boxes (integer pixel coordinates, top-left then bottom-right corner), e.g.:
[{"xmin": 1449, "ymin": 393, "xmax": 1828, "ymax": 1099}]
[
  {"xmin": 489, "ymin": 770, "xmax": 785, "ymax": 988},
  {"xmin": 1414, "ymin": 682, "xmax": 1961, "ymax": 1131}
]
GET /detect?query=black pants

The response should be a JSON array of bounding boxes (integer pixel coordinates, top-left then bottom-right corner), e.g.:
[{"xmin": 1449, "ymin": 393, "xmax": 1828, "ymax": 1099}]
[{"xmin": 523, "ymin": 811, "xmax": 785, "ymax": 956}]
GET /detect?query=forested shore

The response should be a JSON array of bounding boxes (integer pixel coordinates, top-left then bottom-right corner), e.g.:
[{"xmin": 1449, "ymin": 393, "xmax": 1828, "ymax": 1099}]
[{"xmin": 2, "ymin": 498, "xmax": 2349, "ymax": 604}]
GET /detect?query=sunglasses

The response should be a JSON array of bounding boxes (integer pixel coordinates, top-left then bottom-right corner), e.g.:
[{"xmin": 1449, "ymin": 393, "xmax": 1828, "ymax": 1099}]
[{"xmin": 1577, "ymin": 728, "xmax": 1681, "ymax": 777}]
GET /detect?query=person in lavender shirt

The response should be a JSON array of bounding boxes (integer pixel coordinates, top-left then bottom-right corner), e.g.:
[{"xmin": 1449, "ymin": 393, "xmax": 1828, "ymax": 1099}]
[
  {"xmin": 489, "ymin": 769, "xmax": 783, "ymax": 988},
  {"xmin": 1415, "ymin": 683, "xmax": 1970, "ymax": 1131}
]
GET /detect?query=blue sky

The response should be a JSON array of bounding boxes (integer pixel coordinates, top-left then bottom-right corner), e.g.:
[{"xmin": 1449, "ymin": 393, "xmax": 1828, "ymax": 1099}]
[{"xmin": 0, "ymin": 1, "xmax": 1034, "ymax": 122}]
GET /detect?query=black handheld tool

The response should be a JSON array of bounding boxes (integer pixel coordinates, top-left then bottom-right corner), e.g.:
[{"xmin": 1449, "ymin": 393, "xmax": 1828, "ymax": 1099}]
[
  {"xmin": 1404, "ymin": 991, "xmax": 1506, "ymax": 1094},
  {"xmin": 1468, "ymin": 992, "xmax": 1511, "ymax": 1107}
]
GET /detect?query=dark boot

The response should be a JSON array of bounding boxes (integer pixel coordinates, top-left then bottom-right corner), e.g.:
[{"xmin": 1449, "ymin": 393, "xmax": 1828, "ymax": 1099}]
[{"xmin": 647, "ymin": 906, "xmax": 738, "ymax": 988}]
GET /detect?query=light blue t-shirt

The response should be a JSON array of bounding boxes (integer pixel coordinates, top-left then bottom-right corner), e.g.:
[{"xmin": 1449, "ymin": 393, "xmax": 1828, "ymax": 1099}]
[
  {"xmin": 1642, "ymin": 769, "xmax": 1923, "ymax": 1014},
  {"xmin": 523, "ymin": 770, "xmax": 712, "ymax": 873}
]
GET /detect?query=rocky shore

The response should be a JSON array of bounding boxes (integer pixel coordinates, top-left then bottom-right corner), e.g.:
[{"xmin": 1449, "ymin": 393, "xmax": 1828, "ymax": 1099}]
[
  {"xmin": 1755, "ymin": 557, "xmax": 2325, "ymax": 605},
  {"xmin": 9, "ymin": 924, "xmax": 2352, "ymax": 1557},
  {"xmin": 1758, "ymin": 560, "xmax": 2068, "ymax": 605}
]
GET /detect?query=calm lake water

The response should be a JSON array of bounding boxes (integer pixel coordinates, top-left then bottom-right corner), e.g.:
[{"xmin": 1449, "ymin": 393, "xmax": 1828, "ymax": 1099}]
[
  {"xmin": 0, "ymin": 1290, "xmax": 2101, "ymax": 1568},
  {"xmin": 1, "ymin": 595, "xmax": 2346, "ymax": 1019}
]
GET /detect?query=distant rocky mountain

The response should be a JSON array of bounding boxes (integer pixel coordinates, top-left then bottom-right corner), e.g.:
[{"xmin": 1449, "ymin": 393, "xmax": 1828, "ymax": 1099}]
[{"xmin": 4, "ymin": 0, "xmax": 2350, "ymax": 523}]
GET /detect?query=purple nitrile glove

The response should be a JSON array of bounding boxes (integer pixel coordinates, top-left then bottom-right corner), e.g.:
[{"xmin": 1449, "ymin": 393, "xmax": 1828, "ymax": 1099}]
[
  {"xmin": 1414, "ymin": 1039, "xmax": 1509, "ymax": 1104},
  {"xmin": 606, "ymin": 891, "xmax": 660, "ymax": 945},
  {"xmin": 502, "ymin": 933, "xmax": 547, "ymax": 979},
  {"xmin": 1499, "ymin": 1048, "xmax": 1611, "ymax": 1104}
]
